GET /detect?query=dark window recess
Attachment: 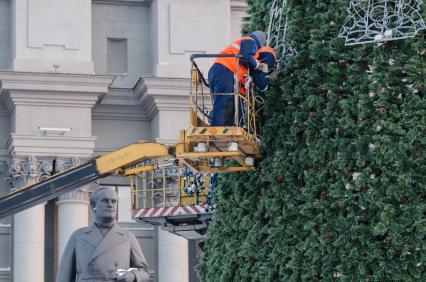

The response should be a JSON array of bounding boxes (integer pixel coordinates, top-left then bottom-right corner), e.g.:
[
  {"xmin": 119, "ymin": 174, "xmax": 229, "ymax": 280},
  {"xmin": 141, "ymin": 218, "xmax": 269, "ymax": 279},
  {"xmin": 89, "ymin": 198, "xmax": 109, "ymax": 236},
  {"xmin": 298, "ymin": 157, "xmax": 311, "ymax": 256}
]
[{"xmin": 107, "ymin": 38, "xmax": 128, "ymax": 74}]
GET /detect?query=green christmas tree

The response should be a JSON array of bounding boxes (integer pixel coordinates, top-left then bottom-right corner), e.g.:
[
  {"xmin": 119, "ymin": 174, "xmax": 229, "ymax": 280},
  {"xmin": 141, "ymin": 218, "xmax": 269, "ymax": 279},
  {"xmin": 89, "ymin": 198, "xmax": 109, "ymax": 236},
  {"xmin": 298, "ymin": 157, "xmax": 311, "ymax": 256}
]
[{"xmin": 198, "ymin": 0, "xmax": 426, "ymax": 281}]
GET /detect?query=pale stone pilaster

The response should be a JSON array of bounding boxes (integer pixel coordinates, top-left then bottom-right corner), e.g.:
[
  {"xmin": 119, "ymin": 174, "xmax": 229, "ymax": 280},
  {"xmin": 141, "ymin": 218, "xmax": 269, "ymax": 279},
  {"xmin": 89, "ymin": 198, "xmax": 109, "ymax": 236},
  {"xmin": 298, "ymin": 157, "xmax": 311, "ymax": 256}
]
[
  {"xmin": 135, "ymin": 77, "xmax": 192, "ymax": 143},
  {"xmin": 13, "ymin": 206, "xmax": 45, "ymax": 282},
  {"xmin": 158, "ymin": 229, "xmax": 189, "ymax": 282},
  {"xmin": 230, "ymin": 0, "xmax": 248, "ymax": 40},
  {"xmin": 7, "ymin": 156, "xmax": 52, "ymax": 282},
  {"xmin": 11, "ymin": 0, "xmax": 93, "ymax": 74},
  {"xmin": 150, "ymin": 0, "xmax": 230, "ymax": 78},
  {"xmin": 54, "ymin": 157, "xmax": 90, "ymax": 260},
  {"xmin": 57, "ymin": 188, "xmax": 89, "ymax": 259}
]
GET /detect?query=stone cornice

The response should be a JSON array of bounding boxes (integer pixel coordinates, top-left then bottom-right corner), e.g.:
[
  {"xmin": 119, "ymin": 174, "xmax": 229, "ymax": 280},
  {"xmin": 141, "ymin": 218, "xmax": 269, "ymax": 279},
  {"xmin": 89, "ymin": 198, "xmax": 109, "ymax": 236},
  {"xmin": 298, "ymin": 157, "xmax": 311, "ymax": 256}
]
[
  {"xmin": 154, "ymin": 138, "xmax": 179, "ymax": 145},
  {"xmin": 101, "ymin": 88, "xmax": 140, "ymax": 106},
  {"xmin": 92, "ymin": 0, "xmax": 153, "ymax": 6},
  {"xmin": 7, "ymin": 134, "xmax": 97, "ymax": 157},
  {"xmin": 135, "ymin": 77, "xmax": 190, "ymax": 96},
  {"xmin": 0, "ymin": 225, "xmax": 11, "ymax": 232},
  {"xmin": 231, "ymin": 0, "xmax": 248, "ymax": 11},
  {"xmin": 57, "ymin": 188, "xmax": 89, "ymax": 203},
  {"xmin": 7, "ymin": 134, "xmax": 97, "ymax": 143},
  {"xmin": 92, "ymin": 104, "xmax": 149, "ymax": 121},
  {"xmin": 0, "ymin": 105, "xmax": 8, "ymax": 116},
  {"xmin": 0, "ymin": 71, "xmax": 114, "ymax": 93},
  {"xmin": 94, "ymin": 147, "xmax": 120, "ymax": 155},
  {"xmin": 134, "ymin": 77, "xmax": 191, "ymax": 119},
  {"xmin": 94, "ymin": 146, "xmax": 150, "ymax": 156},
  {"xmin": 0, "ymin": 145, "xmax": 7, "ymax": 162},
  {"xmin": 3, "ymin": 91, "xmax": 101, "ymax": 113},
  {"xmin": 0, "ymin": 71, "xmax": 115, "ymax": 113},
  {"xmin": 0, "ymin": 269, "xmax": 10, "ymax": 281}
]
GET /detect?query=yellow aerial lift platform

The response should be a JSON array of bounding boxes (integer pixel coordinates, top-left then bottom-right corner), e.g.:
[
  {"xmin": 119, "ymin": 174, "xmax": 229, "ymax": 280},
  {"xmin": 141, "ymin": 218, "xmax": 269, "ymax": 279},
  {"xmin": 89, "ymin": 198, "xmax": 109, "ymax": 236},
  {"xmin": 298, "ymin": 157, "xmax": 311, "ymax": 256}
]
[
  {"xmin": 175, "ymin": 54, "xmax": 262, "ymax": 173},
  {"xmin": 132, "ymin": 54, "xmax": 263, "ymax": 238},
  {"xmin": 175, "ymin": 126, "xmax": 260, "ymax": 173},
  {"xmin": 0, "ymin": 54, "xmax": 263, "ymax": 238}
]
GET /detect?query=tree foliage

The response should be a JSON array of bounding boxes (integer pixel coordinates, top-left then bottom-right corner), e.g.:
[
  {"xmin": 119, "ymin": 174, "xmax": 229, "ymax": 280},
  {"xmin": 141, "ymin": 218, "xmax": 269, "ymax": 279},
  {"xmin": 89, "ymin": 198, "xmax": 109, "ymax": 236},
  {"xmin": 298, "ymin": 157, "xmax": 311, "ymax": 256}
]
[{"xmin": 198, "ymin": 1, "xmax": 426, "ymax": 281}]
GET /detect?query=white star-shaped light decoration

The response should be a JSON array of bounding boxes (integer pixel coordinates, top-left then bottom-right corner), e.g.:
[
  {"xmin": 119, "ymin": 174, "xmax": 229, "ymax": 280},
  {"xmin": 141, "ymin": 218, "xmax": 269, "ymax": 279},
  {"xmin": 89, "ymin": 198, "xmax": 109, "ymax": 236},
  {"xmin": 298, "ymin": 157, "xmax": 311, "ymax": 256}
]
[
  {"xmin": 339, "ymin": 0, "xmax": 426, "ymax": 45},
  {"xmin": 266, "ymin": 0, "xmax": 297, "ymax": 73}
]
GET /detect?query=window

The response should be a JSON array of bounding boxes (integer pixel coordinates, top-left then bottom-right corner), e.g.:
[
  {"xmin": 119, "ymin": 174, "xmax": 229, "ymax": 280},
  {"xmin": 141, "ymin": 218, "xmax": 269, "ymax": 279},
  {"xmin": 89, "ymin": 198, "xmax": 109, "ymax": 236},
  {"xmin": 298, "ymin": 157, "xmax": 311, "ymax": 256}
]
[{"xmin": 107, "ymin": 38, "xmax": 128, "ymax": 74}]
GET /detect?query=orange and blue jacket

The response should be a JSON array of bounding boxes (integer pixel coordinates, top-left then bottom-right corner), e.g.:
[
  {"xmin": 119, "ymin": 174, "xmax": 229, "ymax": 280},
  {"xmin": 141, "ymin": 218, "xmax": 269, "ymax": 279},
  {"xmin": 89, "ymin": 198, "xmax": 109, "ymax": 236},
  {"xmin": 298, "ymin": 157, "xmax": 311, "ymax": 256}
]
[
  {"xmin": 215, "ymin": 39, "xmax": 277, "ymax": 94},
  {"xmin": 214, "ymin": 36, "xmax": 260, "ymax": 87}
]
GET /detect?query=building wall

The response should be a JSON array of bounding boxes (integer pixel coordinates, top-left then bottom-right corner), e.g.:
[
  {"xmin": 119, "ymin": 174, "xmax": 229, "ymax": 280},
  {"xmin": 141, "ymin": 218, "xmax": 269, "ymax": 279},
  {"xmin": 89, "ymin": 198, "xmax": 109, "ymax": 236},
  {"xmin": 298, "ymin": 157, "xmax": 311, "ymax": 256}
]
[
  {"xmin": 0, "ymin": 104, "xmax": 10, "ymax": 282},
  {"xmin": 92, "ymin": 2, "xmax": 152, "ymax": 88},
  {"xmin": 231, "ymin": 0, "xmax": 247, "ymax": 39},
  {"xmin": 116, "ymin": 222, "xmax": 157, "ymax": 281},
  {"xmin": 150, "ymin": 0, "xmax": 231, "ymax": 78},
  {"xmin": 92, "ymin": 108, "xmax": 151, "ymax": 155},
  {"xmin": 0, "ymin": 0, "xmax": 11, "ymax": 70},
  {"xmin": 13, "ymin": 104, "xmax": 91, "ymax": 136},
  {"xmin": 0, "ymin": 225, "xmax": 11, "ymax": 282},
  {"xmin": 10, "ymin": 0, "xmax": 93, "ymax": 73},
  {"xmin": 0, "ymin": 103, "xmax": 10, "ymax": 215}
]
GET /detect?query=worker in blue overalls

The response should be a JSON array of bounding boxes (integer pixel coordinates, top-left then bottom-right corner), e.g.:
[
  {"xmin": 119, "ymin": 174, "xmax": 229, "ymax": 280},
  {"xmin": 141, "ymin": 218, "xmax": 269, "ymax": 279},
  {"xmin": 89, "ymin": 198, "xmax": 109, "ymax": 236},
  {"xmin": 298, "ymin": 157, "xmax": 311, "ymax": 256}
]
[
  {"xmin": 207, "ymin": 46, "xmax": 278, "ymax": 207},
  {"xmin": 208, "ymin": 31, "xmax": 271, "ymax": 126}
]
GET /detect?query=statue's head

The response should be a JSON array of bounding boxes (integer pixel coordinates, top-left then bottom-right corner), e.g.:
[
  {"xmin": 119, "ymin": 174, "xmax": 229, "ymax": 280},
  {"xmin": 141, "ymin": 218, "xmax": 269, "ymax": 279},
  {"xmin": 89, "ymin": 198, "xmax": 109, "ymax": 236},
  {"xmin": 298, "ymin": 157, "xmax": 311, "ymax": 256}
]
[{"xmin": 90, "ymin": 186, "xmax": 118, "ymax": 225}]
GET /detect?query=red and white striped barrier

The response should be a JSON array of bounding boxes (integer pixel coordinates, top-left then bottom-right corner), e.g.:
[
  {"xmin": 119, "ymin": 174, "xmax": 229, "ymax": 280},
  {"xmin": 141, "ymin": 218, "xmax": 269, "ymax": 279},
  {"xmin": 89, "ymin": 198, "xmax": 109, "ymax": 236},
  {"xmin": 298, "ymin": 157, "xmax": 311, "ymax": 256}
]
[{"xmin": 132, "ymin": 204, "xmax": 207, "ymax": 219}]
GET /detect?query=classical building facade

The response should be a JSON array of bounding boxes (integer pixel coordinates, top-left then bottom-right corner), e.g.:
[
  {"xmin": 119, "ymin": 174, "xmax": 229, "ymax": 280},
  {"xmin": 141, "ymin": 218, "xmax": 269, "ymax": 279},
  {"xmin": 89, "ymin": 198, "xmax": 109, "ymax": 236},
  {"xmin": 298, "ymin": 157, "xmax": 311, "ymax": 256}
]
[{"xmin": 0, "ymin": 0, "xmax": 247, "ymax": 281}]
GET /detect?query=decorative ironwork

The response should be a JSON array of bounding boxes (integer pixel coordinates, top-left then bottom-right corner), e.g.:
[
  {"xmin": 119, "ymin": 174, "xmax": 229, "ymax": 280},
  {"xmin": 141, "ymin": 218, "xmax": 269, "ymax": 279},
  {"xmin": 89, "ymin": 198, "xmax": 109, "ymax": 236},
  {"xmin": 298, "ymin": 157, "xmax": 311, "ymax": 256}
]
[
  {"xmin": 339, "ymin": 0, "xmax": 426, "ymax": 45},
  {"xmin": 266, "ymin": 0, "xmax": 297, "ymax": 73}
]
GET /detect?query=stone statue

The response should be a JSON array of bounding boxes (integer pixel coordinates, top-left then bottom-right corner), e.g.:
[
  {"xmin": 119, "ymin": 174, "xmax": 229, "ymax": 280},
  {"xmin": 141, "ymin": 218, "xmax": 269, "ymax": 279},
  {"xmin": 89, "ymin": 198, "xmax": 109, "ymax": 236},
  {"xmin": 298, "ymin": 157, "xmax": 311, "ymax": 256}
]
[{"xmin": 57, "ymin": 187, "xmax": 150, "ymax": 282}]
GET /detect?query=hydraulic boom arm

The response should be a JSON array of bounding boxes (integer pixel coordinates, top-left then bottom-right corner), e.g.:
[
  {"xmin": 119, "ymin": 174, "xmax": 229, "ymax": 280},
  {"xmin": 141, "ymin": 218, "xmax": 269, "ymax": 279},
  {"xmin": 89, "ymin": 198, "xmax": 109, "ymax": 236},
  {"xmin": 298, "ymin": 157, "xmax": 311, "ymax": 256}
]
[{"xmin": 0, "ymin": 141, "xmax": 170, "ymax": 219}]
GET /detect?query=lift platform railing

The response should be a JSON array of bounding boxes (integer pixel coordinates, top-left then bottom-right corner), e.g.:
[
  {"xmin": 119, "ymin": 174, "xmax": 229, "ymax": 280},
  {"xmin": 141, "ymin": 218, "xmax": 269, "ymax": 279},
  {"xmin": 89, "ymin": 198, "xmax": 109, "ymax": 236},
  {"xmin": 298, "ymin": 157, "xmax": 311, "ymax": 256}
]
[
  {"xmin": 189, "ymin": 54, "xmax": 260, "ymax": 139},
  {"xmin": 128, "ymin": 168, "xmax": 210, "ymax": 209}
]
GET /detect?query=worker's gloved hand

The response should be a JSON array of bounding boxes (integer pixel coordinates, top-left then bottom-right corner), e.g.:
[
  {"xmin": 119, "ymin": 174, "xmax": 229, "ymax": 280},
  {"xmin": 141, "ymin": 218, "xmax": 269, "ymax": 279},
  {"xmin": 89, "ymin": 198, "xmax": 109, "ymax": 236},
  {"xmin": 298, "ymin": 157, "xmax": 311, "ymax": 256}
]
[
  {"xmin": 116, "ymin": 269, "xmax": 136, "ymax": 282},
  {"xmin": 256, "ymin": 62, "xmax": 269, "ymax": 73},
  {"xmin": 266, "ymin": 69, "xmax": 279, "ymax": 81}
]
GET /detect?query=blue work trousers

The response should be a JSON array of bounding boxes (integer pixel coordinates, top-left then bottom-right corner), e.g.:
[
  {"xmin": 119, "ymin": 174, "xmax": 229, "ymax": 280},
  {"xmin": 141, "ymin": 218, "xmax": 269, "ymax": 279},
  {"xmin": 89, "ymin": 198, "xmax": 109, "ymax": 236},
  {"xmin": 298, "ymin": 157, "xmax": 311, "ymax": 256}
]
[{"xmin": 208, "ymin": 63, "xmax": 236, "ymax": 126}]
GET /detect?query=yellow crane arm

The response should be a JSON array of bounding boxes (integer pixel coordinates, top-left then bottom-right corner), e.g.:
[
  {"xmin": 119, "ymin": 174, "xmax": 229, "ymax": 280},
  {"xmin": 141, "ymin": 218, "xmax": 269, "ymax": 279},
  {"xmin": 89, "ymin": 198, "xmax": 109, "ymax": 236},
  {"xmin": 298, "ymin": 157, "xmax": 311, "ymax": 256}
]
[
  {"xmin": 0, "ymin": 141, "xmax": 171, "ymax": 219},
  {"xmin": 95, "ymin": 141, "xmax": 169, "ymax": 175}
]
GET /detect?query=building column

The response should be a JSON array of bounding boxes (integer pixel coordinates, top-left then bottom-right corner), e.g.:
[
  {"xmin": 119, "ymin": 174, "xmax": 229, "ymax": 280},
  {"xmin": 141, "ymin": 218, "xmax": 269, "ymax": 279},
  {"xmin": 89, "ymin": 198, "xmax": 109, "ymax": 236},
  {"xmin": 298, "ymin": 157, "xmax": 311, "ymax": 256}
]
[
  {"xmin": 54, "ymin": 157, "xmax": 90, "ymax": 259},
  {"xmin": 135, "ymin": 77, "xmax": 191, "ymax": 144},
  {"xmin": 57, "ymin": 188, "xmax": 89, "ymax": 259},
  {"xmin": 13, "ymin": 205, "xmax": 45, "ymax": 282},
  {"xmin": 8, "ymin": 156, "xmax": 52, "ymax": 282},
  {"xmin": 158, "ymin": 229, "xmax": 189, "ymax": 282}
]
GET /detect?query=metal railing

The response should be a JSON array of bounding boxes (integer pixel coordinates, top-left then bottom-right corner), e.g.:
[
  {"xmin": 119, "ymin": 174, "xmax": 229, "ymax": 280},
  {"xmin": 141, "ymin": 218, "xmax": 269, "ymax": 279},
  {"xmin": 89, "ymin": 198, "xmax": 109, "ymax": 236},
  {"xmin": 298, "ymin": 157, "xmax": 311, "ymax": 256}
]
[
  {"xmin": 129, "ymin": 168, "xmax": 210, "ymax": 209},
  {"xmin": 189, "ymin": 54, "xmax": 260, "ymax": 138}
]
